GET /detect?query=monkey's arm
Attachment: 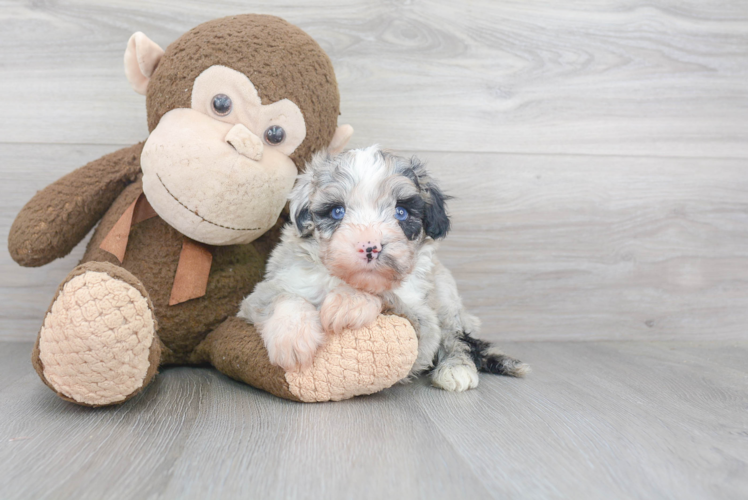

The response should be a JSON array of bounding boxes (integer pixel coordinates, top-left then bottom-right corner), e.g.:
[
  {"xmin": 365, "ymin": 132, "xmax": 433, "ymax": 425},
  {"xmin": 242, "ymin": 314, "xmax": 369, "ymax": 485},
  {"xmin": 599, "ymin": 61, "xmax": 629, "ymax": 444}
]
[{"xmin": 8, "ymin": 142, "xmax": 144, "ymax": 267}]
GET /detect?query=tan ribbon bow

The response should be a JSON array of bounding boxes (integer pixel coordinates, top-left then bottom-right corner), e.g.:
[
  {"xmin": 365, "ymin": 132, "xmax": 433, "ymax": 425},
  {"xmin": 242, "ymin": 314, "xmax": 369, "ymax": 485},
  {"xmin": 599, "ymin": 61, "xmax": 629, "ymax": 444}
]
[{"xmin": 99, "ymin": 193, "xmax": 213, "ymax": 306}]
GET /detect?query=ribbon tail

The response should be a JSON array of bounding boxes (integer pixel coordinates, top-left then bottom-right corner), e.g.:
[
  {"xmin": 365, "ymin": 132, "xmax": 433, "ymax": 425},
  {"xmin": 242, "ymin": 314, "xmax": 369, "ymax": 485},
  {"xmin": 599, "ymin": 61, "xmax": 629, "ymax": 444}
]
[
  {"xmin": 99, "ymin": 196, "xmax": 139, "ymax": 263},
  {"xmin": 169, "ymin": 237, "xmax": 213, "ymax": 306}
]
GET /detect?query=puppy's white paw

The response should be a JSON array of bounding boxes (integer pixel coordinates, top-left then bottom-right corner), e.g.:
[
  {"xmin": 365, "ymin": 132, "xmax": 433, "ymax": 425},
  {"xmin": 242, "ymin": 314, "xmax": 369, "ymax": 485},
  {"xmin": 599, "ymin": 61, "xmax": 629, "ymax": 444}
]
[
  {"xmin": 260, "ymin": 299, "xmax": 325, "ymax": 371},
  {"xmin": 319, "ymin": 287, "xmax": 382, "ymax": 334},
  {"xmin": 431, "ymin": 364, "xmax": 480, "ymax": 392}
]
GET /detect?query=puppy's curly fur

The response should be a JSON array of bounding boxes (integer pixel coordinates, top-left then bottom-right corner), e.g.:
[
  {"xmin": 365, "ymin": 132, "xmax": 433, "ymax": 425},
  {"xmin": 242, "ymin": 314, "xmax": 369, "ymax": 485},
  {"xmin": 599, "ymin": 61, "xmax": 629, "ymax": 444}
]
[{"xmin": 239, "ymin": 146, "xmax": 528, "ymax": 391}]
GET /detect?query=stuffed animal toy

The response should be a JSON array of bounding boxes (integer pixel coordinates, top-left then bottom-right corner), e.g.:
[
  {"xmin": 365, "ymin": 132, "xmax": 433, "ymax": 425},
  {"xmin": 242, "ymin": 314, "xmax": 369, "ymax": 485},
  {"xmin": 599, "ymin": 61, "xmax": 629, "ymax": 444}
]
[{"xmin": 7, "ymin": 14, "xmax": 418, "ymax": 406}]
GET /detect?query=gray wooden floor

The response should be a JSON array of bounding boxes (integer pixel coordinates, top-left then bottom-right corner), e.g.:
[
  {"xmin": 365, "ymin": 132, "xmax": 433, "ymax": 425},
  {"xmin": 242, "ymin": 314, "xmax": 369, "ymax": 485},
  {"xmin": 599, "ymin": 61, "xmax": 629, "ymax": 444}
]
[
  {"xmin": 1, "ymin": 340, "xmax": 746, "ymax": 500},
  {"xmin": 1, "ymin": 1, "xmax": 747, "ymax": 499}
]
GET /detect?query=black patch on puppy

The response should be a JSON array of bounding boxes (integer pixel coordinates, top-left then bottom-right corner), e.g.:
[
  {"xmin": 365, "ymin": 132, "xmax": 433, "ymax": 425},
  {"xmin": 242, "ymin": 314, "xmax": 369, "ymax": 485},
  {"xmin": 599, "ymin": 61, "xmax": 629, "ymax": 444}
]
[
  {"xmin": 396, "ymin": 195, "xmax": 426, "ymax": 241},
  {"xmin": 406, "ymin": 156, "xmax": 452, "ymax": 240},
  {"xmin": 459, "ymin": 332, "xmax": 526, "ymax": 377},
  {"xmin": 423, "ymin": 184, "xmax": 451, "ymax": 240},
  {"xmin": 294, "ymin": 207, "xmax": 313, "ymax": 238},
  {"xmin": 312, "ymin": 202, "xmax": 345, "ymax": 235}
]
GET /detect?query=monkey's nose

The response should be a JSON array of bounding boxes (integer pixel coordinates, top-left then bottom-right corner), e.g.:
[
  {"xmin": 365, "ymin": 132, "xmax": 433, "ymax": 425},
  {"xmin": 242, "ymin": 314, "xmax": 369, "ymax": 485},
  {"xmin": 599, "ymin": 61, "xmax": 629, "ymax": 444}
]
[{"xmin": 225, "ymin": 123, "xmax": 263, "ymax": 161}]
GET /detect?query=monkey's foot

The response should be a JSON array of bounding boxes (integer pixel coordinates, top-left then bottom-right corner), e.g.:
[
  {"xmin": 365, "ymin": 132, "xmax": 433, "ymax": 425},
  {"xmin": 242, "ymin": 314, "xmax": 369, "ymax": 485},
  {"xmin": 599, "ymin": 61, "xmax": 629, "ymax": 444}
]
[
  {"xmin": 33, "ymin": 262, "xmax": 160, "ymax": 406},
  {"xmin": 195, "ymin": 314, "xmax": 418, "ymax": 403},
  {"xmin": 285, "ymin": 315, "xmax": 418, "ymax": 402}
]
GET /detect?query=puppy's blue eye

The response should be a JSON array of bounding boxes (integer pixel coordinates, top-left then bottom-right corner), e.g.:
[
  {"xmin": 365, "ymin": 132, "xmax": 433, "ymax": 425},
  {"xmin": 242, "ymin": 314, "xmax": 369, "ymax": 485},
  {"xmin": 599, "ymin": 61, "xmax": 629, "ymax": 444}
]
[
  {"xmin": 331, "ymin": 206, "xmax": 346, "ymax": 220},
  {"xmin": 394, "ymin": 207, "xmax": 409, "ymax": 221}
]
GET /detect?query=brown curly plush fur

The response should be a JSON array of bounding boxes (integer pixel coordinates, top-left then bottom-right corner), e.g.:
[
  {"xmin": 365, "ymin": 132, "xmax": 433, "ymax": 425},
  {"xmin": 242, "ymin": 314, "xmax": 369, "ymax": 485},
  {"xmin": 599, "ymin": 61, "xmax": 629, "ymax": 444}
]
[
  {"xmin": 146, "ymin": 14, "xmax": 340, "ymax": 170},
  {"xmin": 8, "ymin": 143, "xmax": 143, "ymax": 268}
]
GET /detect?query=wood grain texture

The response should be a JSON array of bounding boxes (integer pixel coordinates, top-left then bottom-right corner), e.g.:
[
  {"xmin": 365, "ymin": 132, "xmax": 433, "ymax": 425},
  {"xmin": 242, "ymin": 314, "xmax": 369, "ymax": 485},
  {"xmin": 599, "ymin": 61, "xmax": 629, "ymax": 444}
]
[
  {"xmin": 0, "ymin": 0, "xmax": 746, "ymax": 156},
  {"xmin": 0, "ymin": 340, "xmax": 746, "ymax": 500},
  {"xmin": 1, "ymin": 3, "xmax": 746, "ymax": 499},
  {"xmin": 3, "ymin": 144, "xmax": 746, "ymax": 341},
  {"xmin": 1, "ymin": 3, "xmax": 746, "ymax": 340},
  {"xmin": 417, "ymin": 151, "xmax": 748, "ymax": 341}
]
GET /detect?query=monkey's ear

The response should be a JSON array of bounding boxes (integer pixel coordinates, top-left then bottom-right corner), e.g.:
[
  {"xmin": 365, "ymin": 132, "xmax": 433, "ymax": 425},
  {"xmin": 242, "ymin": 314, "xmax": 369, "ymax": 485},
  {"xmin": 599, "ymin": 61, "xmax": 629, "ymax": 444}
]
[
  {"xmin": 124, "ymin": 32, "xmax": 165, "ymax": 95},
  {"xmin": 327, "ymin": 125, "xmax": 354, "ymax": 155}
]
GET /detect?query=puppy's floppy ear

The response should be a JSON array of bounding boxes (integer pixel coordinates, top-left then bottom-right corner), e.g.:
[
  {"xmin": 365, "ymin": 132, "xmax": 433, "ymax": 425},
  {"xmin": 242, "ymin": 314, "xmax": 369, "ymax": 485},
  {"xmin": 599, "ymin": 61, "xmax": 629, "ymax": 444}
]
[
  {"xmin": 289, "ymin": 171, "xmax": 314, "ymax": 237},
  {"xmin": 290, "ymin": 150, "xmax": 331, "ymax": 237},
  {"xmin": 423, "ymin": 183, "xmax": 451, "ymax": 240},
  {"xmin": 411, "ymin": 157, "xmax": 452, "ymax": 240}
]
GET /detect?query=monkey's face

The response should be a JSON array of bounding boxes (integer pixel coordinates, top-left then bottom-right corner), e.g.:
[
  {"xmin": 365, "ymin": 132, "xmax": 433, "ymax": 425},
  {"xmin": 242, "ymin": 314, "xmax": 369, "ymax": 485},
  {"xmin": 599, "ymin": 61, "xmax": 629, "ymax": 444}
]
[{"xmin": 141, "ymin": 65, "xmax": 304, "ymax": 245}]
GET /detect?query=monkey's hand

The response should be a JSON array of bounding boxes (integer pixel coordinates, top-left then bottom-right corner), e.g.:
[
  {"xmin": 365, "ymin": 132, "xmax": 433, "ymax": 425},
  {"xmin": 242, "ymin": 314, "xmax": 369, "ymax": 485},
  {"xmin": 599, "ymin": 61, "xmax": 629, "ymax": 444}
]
[
  {"xmin": 319, "ymin": 285, "xmax": 383, "ymax": 335},
  {"xmin": 8, "ymin": 143, "xmax": 144, "ymax": 267}
]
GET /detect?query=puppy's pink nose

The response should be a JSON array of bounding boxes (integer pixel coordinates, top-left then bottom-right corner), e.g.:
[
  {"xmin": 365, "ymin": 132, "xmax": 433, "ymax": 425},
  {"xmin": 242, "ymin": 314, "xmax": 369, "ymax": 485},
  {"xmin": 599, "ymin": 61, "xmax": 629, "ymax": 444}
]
[
  {"xmin": 357, "ymin": 242, "xmax": 380, "ymax": 253},
  {"xmin": 357, "ymin": 241, "xmax": 381, "ymax": 262}
]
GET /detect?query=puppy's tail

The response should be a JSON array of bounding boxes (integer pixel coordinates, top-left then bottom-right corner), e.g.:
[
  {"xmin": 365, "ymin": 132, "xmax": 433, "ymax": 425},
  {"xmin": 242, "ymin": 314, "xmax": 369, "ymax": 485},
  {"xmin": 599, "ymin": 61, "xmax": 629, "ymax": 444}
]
[{"xmin": 459, "ymin": 332, "xmax": 530, "ymax": 377}]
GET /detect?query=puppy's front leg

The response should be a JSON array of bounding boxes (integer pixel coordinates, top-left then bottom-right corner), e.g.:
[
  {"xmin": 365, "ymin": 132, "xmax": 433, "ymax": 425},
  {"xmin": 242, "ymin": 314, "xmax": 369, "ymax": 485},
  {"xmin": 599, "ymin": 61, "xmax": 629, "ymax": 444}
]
[
  {"xmin": 431, "ymin": 334, "xmax": 480, "ymax": 392},
  {"xmin": 382, "ymin": 293, "xmax": 442, "ymax": 379},
  {"xmin": 319, "ymin": 285, "xmax": 382, "ymax": 335},
  {"xmin": 258, "ymin": 296, "xmax": 325, "ymax": 370}
]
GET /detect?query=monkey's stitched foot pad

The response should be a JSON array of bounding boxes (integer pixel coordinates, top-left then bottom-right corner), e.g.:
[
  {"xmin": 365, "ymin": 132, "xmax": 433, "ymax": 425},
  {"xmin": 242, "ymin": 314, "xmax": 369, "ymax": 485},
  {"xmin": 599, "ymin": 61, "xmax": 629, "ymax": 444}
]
[
  {"xmin": 37, "ymin": 264, "xmax": 158, "ymax": 406},
  {"xmin": 285, "ymin": 315, "xmax": 418, "ymax": 402}
]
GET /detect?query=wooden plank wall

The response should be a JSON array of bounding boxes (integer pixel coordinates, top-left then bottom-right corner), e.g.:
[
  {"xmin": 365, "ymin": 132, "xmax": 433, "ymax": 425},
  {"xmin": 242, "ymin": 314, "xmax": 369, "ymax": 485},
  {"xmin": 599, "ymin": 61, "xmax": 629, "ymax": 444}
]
[{"xmin": 1, "ymin": 0, "xmax": 747, "ymax": 341}]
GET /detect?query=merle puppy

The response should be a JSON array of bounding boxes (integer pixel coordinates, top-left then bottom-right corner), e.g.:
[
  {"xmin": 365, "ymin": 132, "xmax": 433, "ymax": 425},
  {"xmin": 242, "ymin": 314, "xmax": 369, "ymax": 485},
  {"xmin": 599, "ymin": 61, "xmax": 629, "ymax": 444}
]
[{"xmin": 239, "ymin": 146, "xmax": 528, "ymax": 391}]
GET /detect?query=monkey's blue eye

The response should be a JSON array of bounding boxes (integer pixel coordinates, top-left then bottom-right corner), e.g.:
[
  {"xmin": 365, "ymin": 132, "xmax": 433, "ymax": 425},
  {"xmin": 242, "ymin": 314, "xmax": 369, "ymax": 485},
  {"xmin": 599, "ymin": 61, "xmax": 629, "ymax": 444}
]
[
  {"xmin": 212, "ymin": 94, "xmax": 232, "ymax": 116},
  {"xmin": 394, "ymin": 207, "xmax": 409, "ymax": 221},
  {"xmin": 331, "ymin": 206, "xmax": 346, "ymax": 220}
]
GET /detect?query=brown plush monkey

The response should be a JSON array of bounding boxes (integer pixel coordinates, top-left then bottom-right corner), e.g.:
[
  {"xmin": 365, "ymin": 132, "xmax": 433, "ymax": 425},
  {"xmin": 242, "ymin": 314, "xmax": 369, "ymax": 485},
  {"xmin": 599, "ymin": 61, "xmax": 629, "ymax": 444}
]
[{"xmin": 8, "ymin": 15, "xmax": 417, "ymax": 406}]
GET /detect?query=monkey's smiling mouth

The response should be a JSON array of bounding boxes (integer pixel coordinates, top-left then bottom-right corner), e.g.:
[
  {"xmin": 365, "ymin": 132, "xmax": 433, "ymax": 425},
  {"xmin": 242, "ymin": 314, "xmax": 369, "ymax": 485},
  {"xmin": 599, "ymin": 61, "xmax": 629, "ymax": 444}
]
[{"xmin": 156, "ymin": 173, "xmax": 260, "ymax": 232}]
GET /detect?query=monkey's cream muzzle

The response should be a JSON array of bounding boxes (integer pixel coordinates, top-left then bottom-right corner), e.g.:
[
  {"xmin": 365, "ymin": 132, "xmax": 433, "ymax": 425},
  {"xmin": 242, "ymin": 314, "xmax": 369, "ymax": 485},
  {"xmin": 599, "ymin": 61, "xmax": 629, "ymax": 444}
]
[{"xmin": 141, "ymin": 108, "xmax": 297, "ymax": 246}]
